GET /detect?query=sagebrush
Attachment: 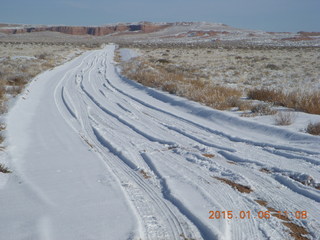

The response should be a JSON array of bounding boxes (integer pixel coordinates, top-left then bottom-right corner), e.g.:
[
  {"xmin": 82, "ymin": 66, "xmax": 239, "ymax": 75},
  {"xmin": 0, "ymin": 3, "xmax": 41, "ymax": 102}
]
[
  {"xmin": 306, "ymin": 122, "xmax": 320, "ymax": 135},
  {"xmin": 248, "ymin": 88, "xmax": 320, "ymax": 115}
]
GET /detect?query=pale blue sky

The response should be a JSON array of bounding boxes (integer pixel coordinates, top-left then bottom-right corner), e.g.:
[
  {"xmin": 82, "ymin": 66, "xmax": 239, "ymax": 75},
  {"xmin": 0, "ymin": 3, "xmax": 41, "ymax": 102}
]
[{"xmin": 1, "ymin": 0, "xmax": 319, "ymax": 32}]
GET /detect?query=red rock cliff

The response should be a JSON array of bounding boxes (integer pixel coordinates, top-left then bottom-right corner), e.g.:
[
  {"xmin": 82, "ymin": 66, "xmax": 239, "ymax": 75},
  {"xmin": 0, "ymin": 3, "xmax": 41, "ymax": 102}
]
[{"xmin": 0, "ymin": 23, "xmax": 172, "ymax": 36}]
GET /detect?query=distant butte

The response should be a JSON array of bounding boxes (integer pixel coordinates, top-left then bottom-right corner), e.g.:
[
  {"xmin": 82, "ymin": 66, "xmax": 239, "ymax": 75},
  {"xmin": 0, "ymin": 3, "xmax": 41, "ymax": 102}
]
[{"xmin": 0, "ymin": 22, "xmax": 172, "ymax": 36}]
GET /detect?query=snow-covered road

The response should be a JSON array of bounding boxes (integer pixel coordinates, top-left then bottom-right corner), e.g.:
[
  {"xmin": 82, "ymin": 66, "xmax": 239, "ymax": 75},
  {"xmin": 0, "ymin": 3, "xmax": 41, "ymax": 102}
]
[{"xmin": 2, "ymin": 45, "xmax": 320, "ymax": 240}]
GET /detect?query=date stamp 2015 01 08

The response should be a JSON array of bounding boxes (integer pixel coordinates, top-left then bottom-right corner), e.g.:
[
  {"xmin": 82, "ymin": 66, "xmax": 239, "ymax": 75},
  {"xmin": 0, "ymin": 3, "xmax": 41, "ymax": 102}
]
[{"xmin": 208, "ymin": 210, "xmax": 308, "ymax": 220}]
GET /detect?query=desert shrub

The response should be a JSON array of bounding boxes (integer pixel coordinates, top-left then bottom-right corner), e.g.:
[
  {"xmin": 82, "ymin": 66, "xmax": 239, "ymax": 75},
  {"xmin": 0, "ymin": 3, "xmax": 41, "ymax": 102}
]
[
  {"xmin": 0, "ymin": 163, "xmax": 11, "ymax": 173},
  {"xmin": 6, "ymin": 86, "xmax": 24, "ymax": 96},
  {"xmin": 35, "ymin": 53, "xmax": 49, "ymax": 60},
  {"xmin": 266, "ymin": 63, "xmax": 281, "ymax": 70},
  {"xmin": 156, "ymin": 58, "xmax": 171, "ymax": 64},
  {"xmin": 274, "ymin": 111, "xmax": 296, "ymax": 126},
  {"xmin": 251, "ymin": 103, "xmax": 277, "ymax": 115},
  {"xmin": 306, "ymin": 122, "xmax": 320, "ymax": 135},
  {"xmin": 6, "ymin": 74, "xmax": 28, "ymax": 86},
  {"xmin": 162, "ymin": 82, "xmax": 178, "ymax": 94},
  {"xmin": 248, "ymin": 88, "xmax": 320, "ymax": 115}
]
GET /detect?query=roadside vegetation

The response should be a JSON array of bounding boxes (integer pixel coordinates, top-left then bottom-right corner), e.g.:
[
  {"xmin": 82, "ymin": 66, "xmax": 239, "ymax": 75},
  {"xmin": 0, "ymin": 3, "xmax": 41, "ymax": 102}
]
[
  {"xmin": 248, "ymin": 88, "xmax": 320, "ymax": 115},
  {"xmin": 306, "ymin": 122, "xmax": 320, "ymax": 135},
  {"xmin": 121, "ymin": 57, "xmax": 243, "ymax": 110},
  {"xmin": 118, "ymin": 44, "xmax": 319, "ymax": 132}
]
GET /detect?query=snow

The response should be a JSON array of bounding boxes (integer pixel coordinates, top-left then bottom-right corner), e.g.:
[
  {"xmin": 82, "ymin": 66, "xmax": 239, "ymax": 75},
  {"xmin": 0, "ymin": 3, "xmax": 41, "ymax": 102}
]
[
  {"xmin": 119, "ymin": 48, "xmax": 141, "ymax": 61},
  {"xmin": 1, "ymin": 44, "xmax": 319, "ymax": 240},
  {"xmin": 11, "ymin": 56, "xmax": 37, "ymax": 60}
]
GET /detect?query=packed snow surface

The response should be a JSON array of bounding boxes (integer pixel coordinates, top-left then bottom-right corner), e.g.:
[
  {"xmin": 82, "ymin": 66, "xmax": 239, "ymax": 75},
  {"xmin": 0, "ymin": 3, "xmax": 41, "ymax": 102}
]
[{"xmin": 1, "ymin": 45, "xmax": 320, "ymax": 240}]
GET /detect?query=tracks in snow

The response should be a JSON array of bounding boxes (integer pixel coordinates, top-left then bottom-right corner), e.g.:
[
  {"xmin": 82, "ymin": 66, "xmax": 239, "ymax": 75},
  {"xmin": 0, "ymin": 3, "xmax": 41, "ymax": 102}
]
[{"xmin": 53, "ymin": 45, "xmax": 320, "ymax": 240}]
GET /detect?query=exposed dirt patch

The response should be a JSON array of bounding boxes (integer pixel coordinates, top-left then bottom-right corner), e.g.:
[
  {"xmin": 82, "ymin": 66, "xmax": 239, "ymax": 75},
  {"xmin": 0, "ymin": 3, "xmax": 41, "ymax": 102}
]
[
  {"xmin": 255, "ymin": 199, "xmax": 268, "ymax": 206},
  {"xmin": 259, "ymin": 168, "xmax": 271, "ymax": 173},
  {"xmin": 202, "ymin": 153, "xmax": 215, "ymax": 158},
  {"xmin": 255, "ymin": 199, "xmax": 310, "ymax": 240},
  {"xmin": 179, "ymin": 233, "xmax": 196, "ymax": 240},
  {"xmin": 140, "ymin": 169, "xmax": 151, "ymax": 179},
  {"xmin": 214, "ymin": 177, "xmax": 252, "ymax": 193},
  {"xmin": 227, "ymin": 161, "xmax": 237, "ymax": 165},
  {"xmin": 283, "ymin": 222, "xmax": 309, "ymax": 240}
]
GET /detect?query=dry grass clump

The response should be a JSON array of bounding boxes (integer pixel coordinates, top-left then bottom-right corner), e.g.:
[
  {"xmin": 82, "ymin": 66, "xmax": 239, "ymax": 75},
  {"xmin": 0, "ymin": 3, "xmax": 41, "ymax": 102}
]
[
  {"xmin": 274, "ymin": 111, "xmax": 296, "ymax": 126},
  {"xmin": 0, "ymin": 163, "xmax": 11, "ymax": 173},
  {"xmin": 121, "ymin": 58, "xmax": 243, "ymax": 110},
  {"xmin": 305, "ymin": 122, "xmax": 320, "ymax": 135},
  {"xmin": 248, "ymin": 88, "xmax": 320, "ymax": 115},
  {"xmin": 251, "ymin": 103, "xmax": 277, "ymax": 115},
  {"xmin": 248, "ymin": 88, "xmax": 286, "ymax": 105},
  {"xmin": 226, "ymin": 97, "xmax": 253, "ymax": 111},
  {"xmin": 241, "ymin": 103, "xmax": 276, "ymax": 117}
]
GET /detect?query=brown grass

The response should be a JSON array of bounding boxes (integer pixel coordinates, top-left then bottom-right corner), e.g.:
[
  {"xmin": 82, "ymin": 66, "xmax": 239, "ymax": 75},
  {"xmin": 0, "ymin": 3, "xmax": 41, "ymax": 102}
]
[
  {"xmin": 214, "ymin": 177, "xmax": 252, "ymax": 193},
  {"xmin": 0, "ymin": 163, "xmax": 11, "ymax": 173},
  {"xmin": 306, "ymin": 122, "xmax": 320, "ymax": 135},
  {"xmin": 121, "ymin": 58, "xmax": 243, "ymax": 110},
  {"xmin": 248, "ymin": 88, "xmax": 286, "ymax": 106},
  {"xmin": 248, "ymin": 88, "xmax": 320, "ymax": 115}
]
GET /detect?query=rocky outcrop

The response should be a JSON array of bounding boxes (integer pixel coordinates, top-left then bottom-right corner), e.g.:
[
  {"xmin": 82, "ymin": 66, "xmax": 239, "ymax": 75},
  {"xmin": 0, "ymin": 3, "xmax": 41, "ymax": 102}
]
[{"xmin": 0, "ymin": 22, "xmax": 172, "ymax": 36}]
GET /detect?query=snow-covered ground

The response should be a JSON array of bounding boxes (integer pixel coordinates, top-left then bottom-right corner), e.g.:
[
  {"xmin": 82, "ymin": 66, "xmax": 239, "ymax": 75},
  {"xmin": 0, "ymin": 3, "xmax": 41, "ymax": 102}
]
[{"xmin": 1, "ymin": 45, "xmax": 319, "ymax": 240}]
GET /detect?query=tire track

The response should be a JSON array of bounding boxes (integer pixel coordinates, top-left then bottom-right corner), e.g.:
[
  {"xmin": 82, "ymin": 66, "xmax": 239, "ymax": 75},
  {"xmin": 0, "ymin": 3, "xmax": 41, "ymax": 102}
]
[
  {"xmin": 53, "ymin": 45, "xmax": 320, "ymax": 239},
  {"xmin": 54, "ymin": 48, "xmax": 201, "ymax": 239}
]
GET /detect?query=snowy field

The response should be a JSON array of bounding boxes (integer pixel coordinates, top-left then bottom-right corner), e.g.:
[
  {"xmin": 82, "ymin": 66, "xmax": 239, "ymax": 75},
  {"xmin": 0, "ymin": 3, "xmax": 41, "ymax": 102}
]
[
  {"xmin": 1, "ymin": 45, "xmax": 320, "ymax": 240},
  {"xmin": 124, "ymin": 46, "xmax": 320, "ymax": 93}
]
